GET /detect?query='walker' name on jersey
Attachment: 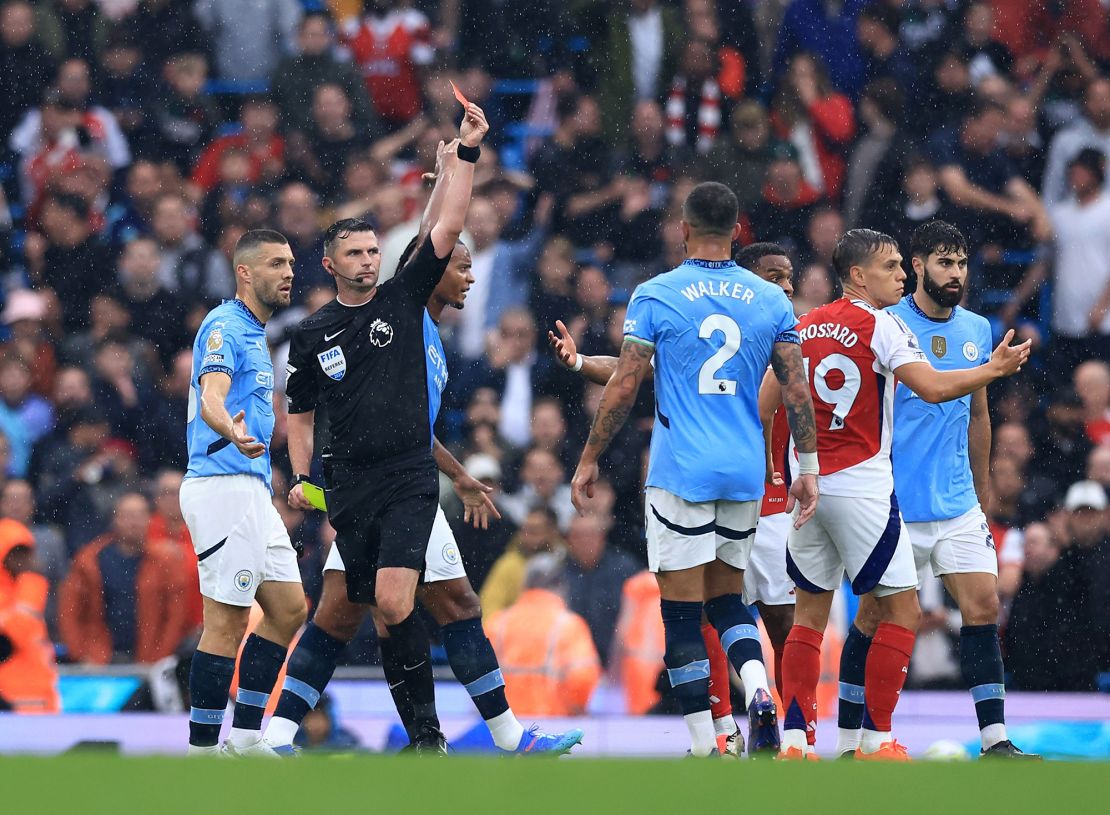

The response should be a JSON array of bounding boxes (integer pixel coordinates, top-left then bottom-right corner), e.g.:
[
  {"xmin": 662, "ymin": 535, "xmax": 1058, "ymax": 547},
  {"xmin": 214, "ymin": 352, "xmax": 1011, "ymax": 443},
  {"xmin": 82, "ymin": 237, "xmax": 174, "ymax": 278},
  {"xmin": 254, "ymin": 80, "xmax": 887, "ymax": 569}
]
[
  {"xmin": 890, "ymin": 295, "xmax": 992, "ymax": 523},
  {"xmin": 625, "ymin": 258, "xmax": 798, "ymax": 504},
  {"xmin": 185, "ymin": 299, "xmax": 275, "ymax": 491}
]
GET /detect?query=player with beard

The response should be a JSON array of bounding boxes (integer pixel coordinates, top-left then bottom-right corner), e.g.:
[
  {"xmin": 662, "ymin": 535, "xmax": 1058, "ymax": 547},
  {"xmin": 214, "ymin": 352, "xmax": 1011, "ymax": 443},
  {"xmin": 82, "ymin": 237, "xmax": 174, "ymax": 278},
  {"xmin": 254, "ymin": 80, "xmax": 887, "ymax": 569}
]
[{"xmin": 835, "ymin": 221, "xmax": 1040, "ymax": 759}]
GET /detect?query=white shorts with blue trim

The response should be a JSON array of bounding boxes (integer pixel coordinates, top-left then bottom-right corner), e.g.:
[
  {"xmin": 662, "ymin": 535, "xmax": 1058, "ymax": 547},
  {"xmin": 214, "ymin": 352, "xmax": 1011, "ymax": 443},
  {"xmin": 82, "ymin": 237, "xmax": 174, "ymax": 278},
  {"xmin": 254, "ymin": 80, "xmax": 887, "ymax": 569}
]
[
  {"xmin": 743, "ymin": 511, "xmax": 796, "ymax": 606},
  {"xmin": 323, "ymin": 504, "xmax": 466, "ymax": 583},
  {"xmin": 180, "ymin": 473, "xmax": 301, "ymax": 607},
  {"xmin": 644, "ymin": 487, "xmax": 761, "ymax": 573},
  {"xmin": 907, "ymin": 505, "xmax": 998, "ymax": 578},
  {"xmin": 786, "ymin": 493, "xmax": 917, "ymax": 598}
]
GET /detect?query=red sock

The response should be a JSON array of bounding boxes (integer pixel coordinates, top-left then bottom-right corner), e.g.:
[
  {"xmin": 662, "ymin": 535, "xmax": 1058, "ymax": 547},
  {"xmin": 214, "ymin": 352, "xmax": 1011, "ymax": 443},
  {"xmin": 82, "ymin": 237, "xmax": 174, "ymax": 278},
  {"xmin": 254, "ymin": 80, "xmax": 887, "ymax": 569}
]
[
  {"xmin": 702, "ymin": 623, "xmax": 732, "ymax": 722},
  {"xmin": 781, "ymin": 625, "xmax": 823, "ymax": 746},
  {"xmin": 773, "ymin": 643, "xmax": 785, "ymax": 704},
  {"xmin": 864, "ymin": 622, "xmax": 916, "ymax": 732}
]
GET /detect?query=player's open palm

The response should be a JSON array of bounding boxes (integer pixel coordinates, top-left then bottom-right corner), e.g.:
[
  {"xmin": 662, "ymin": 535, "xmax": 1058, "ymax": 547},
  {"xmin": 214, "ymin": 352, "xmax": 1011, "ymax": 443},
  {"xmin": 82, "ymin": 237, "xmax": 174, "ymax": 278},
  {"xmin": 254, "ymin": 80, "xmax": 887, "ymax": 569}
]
[
  {"xmin": 460, "ymin": 103, "xmax": 489, "ymax": 146},
  {"xmin": 230, "ymin": 410, "xmax": 265, "ymax": 459},
  {"xmin": 547, "ymin": 319, "xmax": 578, "ymax": 369},
  {"xmin": 990, "ymin": 329, "xmax": 1032, "ymax": 377},
  {"xmin": 787, "ymin": 473, "xmax": 819, "ymax": 529},
  {"xmin": 454, "ymin": 472, "xmax": 501, "ymax": 530}
]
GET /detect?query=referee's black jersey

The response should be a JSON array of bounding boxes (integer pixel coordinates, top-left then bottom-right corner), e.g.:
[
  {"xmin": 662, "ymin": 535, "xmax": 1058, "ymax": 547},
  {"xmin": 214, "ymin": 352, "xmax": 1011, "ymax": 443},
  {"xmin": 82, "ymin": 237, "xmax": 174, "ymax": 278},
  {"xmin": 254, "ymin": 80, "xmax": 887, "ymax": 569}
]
[{"xmin": 285, "ymin": 238, "xmax": 451, "ymax": 466}]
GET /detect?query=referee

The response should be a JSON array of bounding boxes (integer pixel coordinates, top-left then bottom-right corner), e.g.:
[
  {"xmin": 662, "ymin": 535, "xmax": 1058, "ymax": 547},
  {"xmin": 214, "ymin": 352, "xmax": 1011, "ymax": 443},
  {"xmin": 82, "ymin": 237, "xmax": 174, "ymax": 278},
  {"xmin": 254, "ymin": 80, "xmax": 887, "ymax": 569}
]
[{"xmin": 284, "ymin": 104, "xmax": 488, "ymax": 696}]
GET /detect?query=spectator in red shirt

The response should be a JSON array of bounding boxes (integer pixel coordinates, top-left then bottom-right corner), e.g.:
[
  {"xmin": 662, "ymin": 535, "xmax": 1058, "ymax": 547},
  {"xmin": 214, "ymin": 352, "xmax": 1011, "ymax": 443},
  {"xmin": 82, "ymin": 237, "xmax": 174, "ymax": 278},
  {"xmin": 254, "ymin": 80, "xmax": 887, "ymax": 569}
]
[
  {"xmin": 341, "ymin": 0, "xmax": 434, "ymax": 126},
  {"xmin": 191, "ymin": 97, "xmax": 285, "ymax": 193},
  {"xmin": 770, "ymin": 51, "xmax": 856, "ymax": 200}
]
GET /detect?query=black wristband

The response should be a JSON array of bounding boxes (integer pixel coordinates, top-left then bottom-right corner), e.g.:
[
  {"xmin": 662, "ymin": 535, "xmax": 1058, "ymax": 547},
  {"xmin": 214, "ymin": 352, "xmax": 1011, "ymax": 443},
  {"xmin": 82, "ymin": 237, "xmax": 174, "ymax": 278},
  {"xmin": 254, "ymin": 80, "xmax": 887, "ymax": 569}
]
[
  {"xmin": 291, "ymin": 474, "xmax": 311, "ymax": 488},
  {"xmin": 457, "ymin": 143, "xmax": 480, "ymax": 163}
]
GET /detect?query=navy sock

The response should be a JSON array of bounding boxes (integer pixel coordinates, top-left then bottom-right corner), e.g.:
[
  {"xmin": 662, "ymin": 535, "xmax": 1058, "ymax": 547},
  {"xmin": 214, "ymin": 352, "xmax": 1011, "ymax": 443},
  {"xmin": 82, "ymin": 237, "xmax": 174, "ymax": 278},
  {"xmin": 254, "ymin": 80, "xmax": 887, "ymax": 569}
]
[
  {"xmin": 838, "ymin": 625, "xmax": 872, "ymax": 730},
  {"xmin": 231, "ymin": 634, "xmax": 287, "ymax": 732},
  {"xmin": 272, "ymin": 623, "xmax": 347, "ymax": 726},
  {"xmin": 960, "ymin": 624, "xmax": 1006, "ymax": 731},
  {"xmin": 188, "ymin": 650, "xmax": 235, "ymax": 747},
  {"xmin": 704, "ymin": 593, "xmax": 765, "ymax": 671},
  {"xmin": 379, "ymin": 636, "xmax": 416, "ymax": 736},
  {"xmin": 661, "ymin": 599, "xmax": 711, "ymax": 716},
  {"xmin": 386, "ymin": 612, "xmax": 440, "ymax": 735},
  {"xmin": 442, "ymin": 617, "xmax": 510, "ymax": 721}
]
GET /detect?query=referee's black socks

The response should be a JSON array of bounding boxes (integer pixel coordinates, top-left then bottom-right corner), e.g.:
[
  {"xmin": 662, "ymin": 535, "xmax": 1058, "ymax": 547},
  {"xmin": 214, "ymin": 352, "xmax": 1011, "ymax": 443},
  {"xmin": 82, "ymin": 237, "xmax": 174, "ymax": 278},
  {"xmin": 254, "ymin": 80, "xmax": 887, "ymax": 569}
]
[{"xmin": 385, "ymin": 612, "xmax": 441, "ymax": 738}]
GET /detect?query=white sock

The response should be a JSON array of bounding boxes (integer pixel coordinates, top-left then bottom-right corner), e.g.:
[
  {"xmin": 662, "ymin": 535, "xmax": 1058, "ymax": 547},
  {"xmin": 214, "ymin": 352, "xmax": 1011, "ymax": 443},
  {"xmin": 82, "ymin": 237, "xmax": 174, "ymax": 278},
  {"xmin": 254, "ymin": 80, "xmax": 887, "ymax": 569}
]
[
  {"xmin": 486, "ymin": 709, "xmax": 526, "ymax": 751},
  {"xmin": 781, "ymin": 729, "xmax": 808, "ymax": 752},
  {"xmin": 861, "ymin": 728, "xmax": 891, "ymax": 753},
  {"xmin": 713, "ymin": 715, "xmax": 736, "ymax": 737},
  {"xmin": 980, "ymin": 723, "xmax": 1007, "ymax": 751},
  {"xmin": 186, "ymin": 744, "xmax": 221, "ymax": 756},
  {"xmin": 836, "ymin": 727, "xmax": 862, "ymax": 755},
  {"xmin": 264, "ymin": 716, "xmax": 301, "ymax": 747},
  {"xmin": 684, "ymin": 710, "xmax": 718, "ymax": 756},
  {"xmin": 739, "ymin": 659, "xmax": 770, "ymax": 708},
  {"xmin": 227, "ymin": 727, "xmax": 261, "ymax": 748}
]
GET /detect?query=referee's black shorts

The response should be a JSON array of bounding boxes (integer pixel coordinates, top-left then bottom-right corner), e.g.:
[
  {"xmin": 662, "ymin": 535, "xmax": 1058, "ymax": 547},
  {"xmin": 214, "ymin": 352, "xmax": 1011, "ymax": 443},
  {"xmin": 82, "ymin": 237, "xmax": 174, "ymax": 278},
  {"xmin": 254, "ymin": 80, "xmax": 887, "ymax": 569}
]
[{"xmin": 324, "ymin": 451, "xmax": 439, "ymax": 604}]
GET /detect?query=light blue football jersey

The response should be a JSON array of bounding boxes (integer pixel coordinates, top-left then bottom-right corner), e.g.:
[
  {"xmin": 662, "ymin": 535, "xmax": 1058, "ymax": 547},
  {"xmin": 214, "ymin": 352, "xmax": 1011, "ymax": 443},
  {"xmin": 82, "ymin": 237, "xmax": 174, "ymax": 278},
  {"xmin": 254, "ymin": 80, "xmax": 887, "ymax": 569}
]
[
  {"xmin": 424, "ymin": 308, "xmax": 448, "ymax": 439},
  {"xmin": 624, "ymin": 258, "xmax": 799, "ymax": 503},
  {"xmin": 185, "ymin": 299, "xmax": 276, "ymax": 490},
  {"xmin": 889, "ymin": 295, "xmax": 992, "ymax": 522}
]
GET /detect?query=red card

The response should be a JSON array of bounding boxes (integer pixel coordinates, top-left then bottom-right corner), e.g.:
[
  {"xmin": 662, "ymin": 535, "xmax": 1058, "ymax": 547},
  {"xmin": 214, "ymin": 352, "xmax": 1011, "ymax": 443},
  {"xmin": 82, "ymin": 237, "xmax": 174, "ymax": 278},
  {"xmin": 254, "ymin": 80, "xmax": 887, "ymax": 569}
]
[{"xmin": 449, "ymin": 79, "xmax": 470, "ymax": 108}]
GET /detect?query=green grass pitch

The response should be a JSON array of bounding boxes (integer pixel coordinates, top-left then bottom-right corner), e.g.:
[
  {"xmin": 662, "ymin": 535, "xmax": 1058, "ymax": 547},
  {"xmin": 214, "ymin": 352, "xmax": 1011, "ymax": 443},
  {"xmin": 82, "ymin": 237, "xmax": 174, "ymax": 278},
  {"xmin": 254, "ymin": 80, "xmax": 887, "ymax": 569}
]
[{"xmin": 3, "ymin": 754, "xmax": 1108, "ymax": 815}]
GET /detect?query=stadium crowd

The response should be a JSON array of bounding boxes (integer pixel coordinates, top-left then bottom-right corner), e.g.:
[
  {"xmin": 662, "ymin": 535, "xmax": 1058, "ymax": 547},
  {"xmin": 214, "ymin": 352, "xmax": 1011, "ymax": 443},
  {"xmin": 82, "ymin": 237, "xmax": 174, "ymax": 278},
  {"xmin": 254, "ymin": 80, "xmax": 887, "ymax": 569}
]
[{"xmin": 1, "ymin": 0, "xmax": 1109, "ymax": 716}]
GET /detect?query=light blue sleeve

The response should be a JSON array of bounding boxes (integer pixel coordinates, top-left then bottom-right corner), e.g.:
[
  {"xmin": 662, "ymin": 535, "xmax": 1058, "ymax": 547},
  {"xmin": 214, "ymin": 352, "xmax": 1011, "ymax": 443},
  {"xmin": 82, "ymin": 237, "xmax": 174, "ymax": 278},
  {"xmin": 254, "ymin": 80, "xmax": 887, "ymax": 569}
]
[
  {"xmin": 772, "ymin": 288, "xmax": 800, "ymax": 344},
  {"xmin": 979, "ymin": 318, "xmax": 993, "ymax": 368},
  {"xmin": 197, "ymin": 319, "xmax": 239, "ymax": 378},
  {"xmin": 624, "ymin": 286, "xmax": 660, "ymax": 347}
]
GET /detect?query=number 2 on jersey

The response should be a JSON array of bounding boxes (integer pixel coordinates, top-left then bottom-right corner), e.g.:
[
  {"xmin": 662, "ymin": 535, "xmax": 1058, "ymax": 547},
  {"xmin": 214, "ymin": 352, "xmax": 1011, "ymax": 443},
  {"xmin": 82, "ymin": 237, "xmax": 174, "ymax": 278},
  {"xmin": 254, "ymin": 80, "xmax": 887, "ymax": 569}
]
[
  {"xmin": 698, "ymin": 314, "xmax": 741, "ymax": 395},
  {"xmin": 803, "ymin": 353, "xmax": 861, "ymax": 429}
]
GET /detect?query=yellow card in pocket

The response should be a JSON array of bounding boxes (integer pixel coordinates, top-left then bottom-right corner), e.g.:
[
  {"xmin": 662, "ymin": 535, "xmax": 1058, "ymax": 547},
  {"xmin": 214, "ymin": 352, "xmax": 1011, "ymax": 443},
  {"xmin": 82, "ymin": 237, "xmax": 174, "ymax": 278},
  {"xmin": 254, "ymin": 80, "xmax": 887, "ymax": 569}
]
[{"xmin": 301, "ymin": 482, "xmax": 327, "ymax": 512}]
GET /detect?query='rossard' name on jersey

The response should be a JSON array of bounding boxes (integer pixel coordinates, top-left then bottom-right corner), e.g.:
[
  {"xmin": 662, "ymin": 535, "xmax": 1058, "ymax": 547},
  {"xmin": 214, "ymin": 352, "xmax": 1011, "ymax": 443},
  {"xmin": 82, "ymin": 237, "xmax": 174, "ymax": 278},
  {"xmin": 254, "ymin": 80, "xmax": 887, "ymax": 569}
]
[
  {"xmin": 680, "ymin": 279, "xmax": 758, "ymax": 304},
  {"xmin": 798, "ymin": 322, "xmax": 860, "ymax": 348}
]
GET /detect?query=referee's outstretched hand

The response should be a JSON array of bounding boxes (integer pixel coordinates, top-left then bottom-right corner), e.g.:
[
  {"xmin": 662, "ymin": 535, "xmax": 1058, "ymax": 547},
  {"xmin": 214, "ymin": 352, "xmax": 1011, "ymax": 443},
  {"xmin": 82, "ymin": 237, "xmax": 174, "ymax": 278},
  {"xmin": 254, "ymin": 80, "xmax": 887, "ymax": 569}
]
[
  {"xmin": 459, "ymin": 103, "xmax": 489, "ymax": 147},
  {"xmin": 230, "ymin": 410, "xmax": 265, "ymax": 459}
]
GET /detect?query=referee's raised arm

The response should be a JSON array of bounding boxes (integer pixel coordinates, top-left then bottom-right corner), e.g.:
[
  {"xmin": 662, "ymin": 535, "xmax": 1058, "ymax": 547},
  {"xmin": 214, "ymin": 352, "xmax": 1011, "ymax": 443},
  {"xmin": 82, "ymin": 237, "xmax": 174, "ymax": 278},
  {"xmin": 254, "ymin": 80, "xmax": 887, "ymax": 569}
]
[{"xmin": 400, "ymin": 103, "xmax": 489, "ymax": 304}]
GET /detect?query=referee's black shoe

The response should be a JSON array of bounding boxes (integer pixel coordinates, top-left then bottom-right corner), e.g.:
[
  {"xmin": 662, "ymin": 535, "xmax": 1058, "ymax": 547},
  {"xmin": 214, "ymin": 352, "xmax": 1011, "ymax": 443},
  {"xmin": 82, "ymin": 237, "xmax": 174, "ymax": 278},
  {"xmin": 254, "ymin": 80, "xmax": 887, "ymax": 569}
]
[
  {"xmin": 980, "ymin": 740, "xmax": 1042, "ymax": 760},
  {"xmin": 402, "ymin": 725, "xmax": 449, "ymax": 756}
]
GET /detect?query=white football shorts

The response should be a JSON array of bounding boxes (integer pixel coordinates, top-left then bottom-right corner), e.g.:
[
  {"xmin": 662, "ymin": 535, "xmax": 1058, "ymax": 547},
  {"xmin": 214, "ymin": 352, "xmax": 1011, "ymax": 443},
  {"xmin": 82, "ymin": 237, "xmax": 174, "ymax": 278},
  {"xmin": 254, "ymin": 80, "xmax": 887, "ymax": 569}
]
[
  {"xmin": 644, "ymin": 487, "xmax": 760, "ymax": 573},
  {"xmin": 323, "ymin": 504, "xmax": 466, "ymax": 583},
  {"xmin": 907, "ymin": 504, "xmax": 998, "ymax": 578},
  {"xmin": 180, "ymin": 473, "xmax": 301, "ymax": 607},
  {"xmin": 787, "ymin": 493, "xmax": 918, "ymax": 598},
  {"xmin": 743, "ymin": 511, "xmax": 796, "ymax": 606}
]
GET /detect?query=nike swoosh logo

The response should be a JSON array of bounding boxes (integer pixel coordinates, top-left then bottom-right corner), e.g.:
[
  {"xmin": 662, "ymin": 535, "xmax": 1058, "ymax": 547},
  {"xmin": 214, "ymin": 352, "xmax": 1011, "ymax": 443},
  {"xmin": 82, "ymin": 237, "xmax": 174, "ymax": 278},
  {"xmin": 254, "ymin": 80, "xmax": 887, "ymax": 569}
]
[
  {"xmin": 324, "ymin": 329, "xmax": 346, "ymax": 342},
  {"xmin": 403, "ymin": 661, "xmax": 426, "ymax": 671},
  {"xmin": 387, "ymin": 681, "xmax": 405, "ymax": 690}
]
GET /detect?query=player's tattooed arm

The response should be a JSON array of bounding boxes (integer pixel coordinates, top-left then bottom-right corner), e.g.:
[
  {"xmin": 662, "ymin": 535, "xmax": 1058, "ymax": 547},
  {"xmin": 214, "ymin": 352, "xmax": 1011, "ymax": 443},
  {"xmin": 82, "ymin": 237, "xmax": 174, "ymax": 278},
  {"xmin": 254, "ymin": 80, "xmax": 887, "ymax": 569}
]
[
  {"xmin": 771, "ymin": 340, "xmax": 817, "ymax": 454},
  {"xmin": 582, "ymin": 339, "xmax": 653, "ymax": 456},
  {"xmin": 573, "ymin": 338, "xmax": 652, "ymax": 514}
]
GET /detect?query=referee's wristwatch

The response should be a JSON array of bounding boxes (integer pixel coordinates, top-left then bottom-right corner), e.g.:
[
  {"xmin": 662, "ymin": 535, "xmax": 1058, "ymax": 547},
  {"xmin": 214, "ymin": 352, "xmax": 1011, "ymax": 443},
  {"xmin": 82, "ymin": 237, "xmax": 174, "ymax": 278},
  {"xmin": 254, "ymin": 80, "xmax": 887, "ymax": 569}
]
[{"xmin": 291, "ymin": 474, "xmax": 312, "ymax": 489}]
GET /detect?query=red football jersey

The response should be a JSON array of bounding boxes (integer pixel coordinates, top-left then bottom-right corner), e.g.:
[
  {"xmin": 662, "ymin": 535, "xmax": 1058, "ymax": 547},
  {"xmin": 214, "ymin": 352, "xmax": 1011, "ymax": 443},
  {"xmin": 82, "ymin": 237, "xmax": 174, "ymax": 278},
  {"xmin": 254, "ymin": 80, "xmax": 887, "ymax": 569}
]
[
  {"xmin": 795, "ymin": 298, "xmax": 926, "ymax": 498},
  {"xmin": 761, "ymin": 407, "xmax": 789, "ymax": 517},
  {"xmin": 342, "ymin": 9, "xmax": 433, "ymax": 123}
]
